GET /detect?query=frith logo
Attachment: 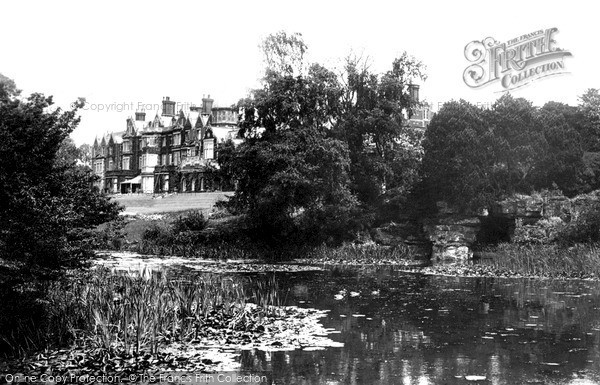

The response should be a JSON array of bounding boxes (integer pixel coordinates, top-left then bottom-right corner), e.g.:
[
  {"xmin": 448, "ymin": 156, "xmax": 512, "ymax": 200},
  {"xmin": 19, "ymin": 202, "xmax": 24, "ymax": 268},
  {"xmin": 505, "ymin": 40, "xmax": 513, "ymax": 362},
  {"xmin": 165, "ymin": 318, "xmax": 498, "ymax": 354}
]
[{"xmin": 463, "ymin": 28, "xmax": 572, "ymax": 91}]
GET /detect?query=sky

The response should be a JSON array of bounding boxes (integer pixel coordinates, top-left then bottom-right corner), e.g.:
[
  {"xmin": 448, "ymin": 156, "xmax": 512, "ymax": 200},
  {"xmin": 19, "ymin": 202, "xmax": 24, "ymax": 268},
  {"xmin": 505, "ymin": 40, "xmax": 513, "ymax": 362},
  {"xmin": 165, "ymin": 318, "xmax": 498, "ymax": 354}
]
[{"xmin": 1, "ymin": 0, "xmax": 598, "ymax": 145}]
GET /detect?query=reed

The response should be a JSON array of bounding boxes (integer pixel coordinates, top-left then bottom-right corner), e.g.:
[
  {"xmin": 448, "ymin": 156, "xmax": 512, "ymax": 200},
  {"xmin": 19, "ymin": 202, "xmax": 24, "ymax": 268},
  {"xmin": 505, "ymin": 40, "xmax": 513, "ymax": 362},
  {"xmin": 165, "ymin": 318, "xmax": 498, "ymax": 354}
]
[
  {"xmin": 249, "ymin": 274, "xmax": 288, "ymax": 318},
  {"xmin": 42, "ymin": 267, "xmax": 249, "ymax": 355},
  {"xmin": 481, "ymin": 243, "xmax": 600, "ymax": 278}
]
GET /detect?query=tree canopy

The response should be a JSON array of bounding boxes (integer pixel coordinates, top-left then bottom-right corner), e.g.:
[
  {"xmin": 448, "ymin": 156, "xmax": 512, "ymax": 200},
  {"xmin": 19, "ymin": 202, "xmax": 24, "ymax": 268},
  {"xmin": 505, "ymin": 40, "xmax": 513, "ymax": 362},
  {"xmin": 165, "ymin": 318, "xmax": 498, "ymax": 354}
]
[
  {"xmin": 221, "ymin": 32, "xmax": 428, "ymax": 243},
  {"xmin": 422, "ymin": 94, "xmax": 588, "ymax": 212},
  {"xmin": 0, "ymin": 75, "xmax": 121, "ymax": 269}
]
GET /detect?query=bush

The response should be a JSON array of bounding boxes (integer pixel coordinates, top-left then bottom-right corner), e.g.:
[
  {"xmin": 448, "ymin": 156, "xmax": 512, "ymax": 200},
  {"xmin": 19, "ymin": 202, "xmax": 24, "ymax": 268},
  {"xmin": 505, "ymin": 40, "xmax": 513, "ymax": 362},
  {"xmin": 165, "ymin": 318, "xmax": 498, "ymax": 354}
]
[
  {"xmin": 172, "ymin": 210, "xmax": 208, "ymax": 233},
  {"xmin": 558, "ymin": 203, "xmax": 600, "ymax": 245},
  {"xmin": 139, "ymin": 222, "xmax": 174, "ymax": 254},
  {"xmin": 512, "ymin": 217, "xmax": 565, "ymax": 245},
  {"xmin": 93, "ymin": 218, "xmax": 126, "ymax": 250}
]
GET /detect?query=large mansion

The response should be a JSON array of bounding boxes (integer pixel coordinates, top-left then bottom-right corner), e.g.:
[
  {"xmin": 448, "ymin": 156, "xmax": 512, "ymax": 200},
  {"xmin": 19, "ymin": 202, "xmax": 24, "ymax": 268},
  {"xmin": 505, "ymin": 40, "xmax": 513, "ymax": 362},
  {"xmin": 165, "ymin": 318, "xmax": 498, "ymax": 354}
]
[{"xmin": 92, "ymin": 96, "xmax": 241, "ymax": 194}]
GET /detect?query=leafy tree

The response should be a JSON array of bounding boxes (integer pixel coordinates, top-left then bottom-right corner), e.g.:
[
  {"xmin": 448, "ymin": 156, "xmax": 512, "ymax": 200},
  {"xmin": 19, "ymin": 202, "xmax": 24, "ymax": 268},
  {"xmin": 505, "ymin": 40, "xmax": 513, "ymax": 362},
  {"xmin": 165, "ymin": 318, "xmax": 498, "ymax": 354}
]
[
  {"xmin": 226, "ymin": 33, "xmax": 359, "ymax": 244},
  {"xmin": 534, "ymin": 103, "xmax": 583, "ymax": 195},
  {"xmin": 227, "ymin": 128, "xmax": 358, "ymax": 243},
  {"xmin": 578, "ymin": 88, "xmax": 600, "ymax": 151},
  {"xmin": 421, "ymin": 95, "xmax": 587, "ymax": 213},
  {"xmin": 0, "ymin": 75, "xmax": 121, "ymax": 270},
  {"xmin": 421, "ymin": 100, "xmax": 496, "ymax": 212},
  {"xmin": 334, "ymin": 53, "xmax": 427, "ymax": 214},
  {"xmin": 260, "ymin": 31, "xmax": 307, "ymax": 76},
  {"xmin": 486, "ymin": 94, "xmax": 547, "ymax": 194}
]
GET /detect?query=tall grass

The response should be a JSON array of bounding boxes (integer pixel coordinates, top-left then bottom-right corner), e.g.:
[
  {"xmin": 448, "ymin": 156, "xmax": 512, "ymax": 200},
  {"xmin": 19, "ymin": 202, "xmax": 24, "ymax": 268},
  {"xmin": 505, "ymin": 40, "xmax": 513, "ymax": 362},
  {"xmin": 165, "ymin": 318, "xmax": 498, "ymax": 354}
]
[
  {"xmin": 481, "ymin": 243, "xmax": 600, "ymax": 278},
  {"xmin": 1, "ymin": 267, "xmax": 255, "ymax": 357},
  {"xmin": 248, "ymin": 274, "xmax": 288, "ymax": 318}
]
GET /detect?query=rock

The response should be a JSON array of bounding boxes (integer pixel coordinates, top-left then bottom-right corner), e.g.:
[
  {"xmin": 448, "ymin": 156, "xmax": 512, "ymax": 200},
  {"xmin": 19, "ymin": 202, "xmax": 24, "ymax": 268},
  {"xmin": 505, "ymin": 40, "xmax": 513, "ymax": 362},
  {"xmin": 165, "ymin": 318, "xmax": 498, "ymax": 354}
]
[
  {"xmin": 424, "ymin": 216, "xmax": 480, "ymax": 262},
  {"xmin": 432, "ymin": 245, "xmax": 472, "ymax": 260},
  {"xmin": 491, "ymin": 194, "xmax": 544, "ymax": 219}
]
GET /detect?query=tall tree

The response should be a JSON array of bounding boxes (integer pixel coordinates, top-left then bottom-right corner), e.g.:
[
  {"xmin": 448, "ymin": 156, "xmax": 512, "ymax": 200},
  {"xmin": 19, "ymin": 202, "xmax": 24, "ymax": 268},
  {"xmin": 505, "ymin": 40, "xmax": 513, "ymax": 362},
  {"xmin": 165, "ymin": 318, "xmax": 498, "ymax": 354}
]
[
  {"xmin": 486, "ymin": 94, "xmax": 547, "ymax": 194},
  {"xmin": 0, "ymin": 75, "xmax": 120, "ymax": 269},
  {"xmin": 227, "ymin": 33, "xmax": 359, "ymax": 244},
  {"xmin": 260, "ymin": 31, "xmax": 307, "ymax": 76},
  {"xmin": 578, "ymin": 88, "xmax": 600, "ymax": 151},
  {"xmin": 421, "ymin": 100, "xmax": 495, "ymax": 212},
  {"xmin": 334, "ymin": 53, "xmax": 427, "ymax": 212}
]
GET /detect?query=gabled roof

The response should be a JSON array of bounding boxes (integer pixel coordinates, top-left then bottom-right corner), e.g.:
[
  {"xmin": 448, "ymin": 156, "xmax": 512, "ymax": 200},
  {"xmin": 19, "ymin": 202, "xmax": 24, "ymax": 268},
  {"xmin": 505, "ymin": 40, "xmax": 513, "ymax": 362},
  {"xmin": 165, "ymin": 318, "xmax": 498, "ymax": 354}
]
[
  {"xmin": 111, "ymin": 131, "xmax": 124, "ymax": 144},
  {"xmin": 125, "ymin": 118, "xmax": 137, "ymax": 137}
]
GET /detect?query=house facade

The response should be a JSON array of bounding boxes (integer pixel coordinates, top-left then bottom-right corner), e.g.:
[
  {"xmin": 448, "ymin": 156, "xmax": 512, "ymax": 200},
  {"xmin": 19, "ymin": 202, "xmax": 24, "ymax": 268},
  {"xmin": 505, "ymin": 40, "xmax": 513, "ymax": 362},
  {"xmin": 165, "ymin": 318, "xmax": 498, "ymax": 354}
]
[{"xmin": 92, "ymin": 96, "xmax": 242, "ymax": 194}]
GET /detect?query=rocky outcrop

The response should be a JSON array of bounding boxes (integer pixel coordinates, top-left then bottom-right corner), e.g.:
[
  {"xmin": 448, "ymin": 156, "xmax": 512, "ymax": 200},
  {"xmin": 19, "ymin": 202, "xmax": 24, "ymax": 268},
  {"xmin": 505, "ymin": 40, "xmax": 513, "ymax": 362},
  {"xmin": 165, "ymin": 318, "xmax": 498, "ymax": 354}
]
[
  {"xmin": 369, "ymin": 222, "xmax": 431, "ymax": 259},
  {"xmin": 490, "ymin": 193, "xmax": 571, "ymax": 222},
  {"xmin": 372, "ymin": 192, "xmax": 600, "ymax": 262},
  {"xmin": 423, "ymin": 216, "xmax": 480, "ymax": 261}
]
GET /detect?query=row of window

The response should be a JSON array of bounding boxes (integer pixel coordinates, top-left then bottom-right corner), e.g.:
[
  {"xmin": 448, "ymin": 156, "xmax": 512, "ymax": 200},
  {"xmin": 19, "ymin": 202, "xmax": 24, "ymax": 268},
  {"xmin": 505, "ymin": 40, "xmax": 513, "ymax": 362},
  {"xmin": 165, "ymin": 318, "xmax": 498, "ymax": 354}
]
[
  {"xmin": 97, "ymin": 131, "xmax": 199, "ymax": 157},
  {"xmin": 94, "ymin": 146, "xmax": 215, "ymax": 172}
]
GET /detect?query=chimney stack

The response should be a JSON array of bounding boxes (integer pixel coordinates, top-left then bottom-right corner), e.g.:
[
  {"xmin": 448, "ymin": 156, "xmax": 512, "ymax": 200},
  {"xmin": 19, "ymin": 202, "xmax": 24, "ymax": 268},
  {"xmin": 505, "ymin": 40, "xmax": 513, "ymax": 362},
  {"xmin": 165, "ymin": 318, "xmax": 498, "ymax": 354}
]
[
  {"xmin": 408, "ymin": 84, "xmax": 420, "ymax": 103},
  {"xmin": 162, "ymin": 96, "xmax": 176, "ymax": 116},
  {"xmin": 202, "ymin": 94, "xmax": 214, "ymax": 115}
]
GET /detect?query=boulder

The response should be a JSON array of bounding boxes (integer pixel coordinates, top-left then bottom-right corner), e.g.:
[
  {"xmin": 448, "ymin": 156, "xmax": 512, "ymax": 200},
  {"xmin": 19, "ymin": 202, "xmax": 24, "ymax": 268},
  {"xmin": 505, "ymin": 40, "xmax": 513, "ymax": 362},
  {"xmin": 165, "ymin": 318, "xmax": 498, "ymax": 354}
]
[{"xmin": 423, "ymin": 215, "xmax": 481, "ymax": 262}]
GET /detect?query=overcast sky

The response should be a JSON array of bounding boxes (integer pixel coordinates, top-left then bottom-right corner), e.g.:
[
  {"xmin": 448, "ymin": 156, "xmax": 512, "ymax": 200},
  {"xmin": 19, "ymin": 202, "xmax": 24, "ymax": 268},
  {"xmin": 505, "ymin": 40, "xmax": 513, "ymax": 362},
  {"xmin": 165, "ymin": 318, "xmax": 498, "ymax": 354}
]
[{"xmin": 2, "ymin": 0, "xmax": 597, "ymax": 145}]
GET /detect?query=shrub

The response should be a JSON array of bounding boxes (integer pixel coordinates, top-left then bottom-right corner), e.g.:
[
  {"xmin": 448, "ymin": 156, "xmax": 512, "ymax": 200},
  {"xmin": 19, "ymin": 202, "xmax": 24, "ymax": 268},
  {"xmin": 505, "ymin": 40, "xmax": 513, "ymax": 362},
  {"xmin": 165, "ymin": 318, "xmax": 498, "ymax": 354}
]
[
  {"xmin": 172, "ymin": 210, "xmax": 209, "ymax": 233},
  {"xmin": 512, "ymin": 217, "xmax": 565, "ymax": 245},
  {"xmin": 558, "ymin": 203, "xmax": 600, "ymax": 245},
  {"xmin": 93, "ymin": 218, "xmax": 126, "ymax": 250}
]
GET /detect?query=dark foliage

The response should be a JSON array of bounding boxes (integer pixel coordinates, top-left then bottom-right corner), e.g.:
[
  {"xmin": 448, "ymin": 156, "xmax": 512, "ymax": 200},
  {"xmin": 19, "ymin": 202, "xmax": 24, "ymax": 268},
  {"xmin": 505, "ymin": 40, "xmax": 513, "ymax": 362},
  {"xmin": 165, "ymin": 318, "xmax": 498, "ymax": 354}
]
[
  {"xmin": 172, "ymin": 210, "xmax": 209, "ymax": 233},
  {"xmin": 0, "ymin": 77, "xmax": 121, "ymax": 269},
  {"xmin": 558, "ymin": 203, "xmax": 600, "ymax": 245}
]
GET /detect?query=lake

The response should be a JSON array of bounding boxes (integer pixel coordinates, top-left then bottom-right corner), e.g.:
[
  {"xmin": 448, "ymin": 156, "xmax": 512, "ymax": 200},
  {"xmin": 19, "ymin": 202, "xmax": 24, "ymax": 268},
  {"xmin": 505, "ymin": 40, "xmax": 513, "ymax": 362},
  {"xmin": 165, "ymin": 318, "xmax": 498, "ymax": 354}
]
[
  {"xmin": 233, "ymin": 266, "xmax": 600, "ymax": 385},
  {"xmin": 97, "ymin": 255, "xmax": 600, "ymax": 384}
]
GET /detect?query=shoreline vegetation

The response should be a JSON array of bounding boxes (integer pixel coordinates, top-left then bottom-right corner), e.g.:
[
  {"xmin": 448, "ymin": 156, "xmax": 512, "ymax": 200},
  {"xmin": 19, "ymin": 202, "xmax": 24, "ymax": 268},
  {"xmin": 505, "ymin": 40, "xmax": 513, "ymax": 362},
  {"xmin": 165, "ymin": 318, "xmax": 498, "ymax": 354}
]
[
  {"xmin": 0, "ymin": 266, "xmax": 341, "ymax": 379},
  {"xmin": 91, "ymin": 208, "xmax": 600, "ymax": 281}
]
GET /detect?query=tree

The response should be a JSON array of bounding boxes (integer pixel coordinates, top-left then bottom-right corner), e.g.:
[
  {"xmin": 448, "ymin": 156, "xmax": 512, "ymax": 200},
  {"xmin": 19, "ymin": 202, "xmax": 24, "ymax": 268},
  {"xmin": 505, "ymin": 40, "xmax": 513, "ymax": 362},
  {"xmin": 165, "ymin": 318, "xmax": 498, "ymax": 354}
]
[
  {"xmin": 486, "ymin": 94, "xmax": 547, "ymax": 194},
  {"xmin": 534, "ymin": 103, "xmax": 583, "ymax": 195},
  {"xmin": 421, "ymin": 95, "xmax": 587, "ymax": 213},
  {"xmin": 421, "ymin": 100, "xmax": 496, "ymax": 212},
  {"xmin": 260, "ymin": 31, "xmax": 307, "ymax": 76},
  {"xmin": 334, "ymin": 53, "xmax": 427, "ymax": 213},
  {"xmin": 225, "ymin": 33, "xmax": 359, "ymax": 244},
  {"xmin": 0, "ymin": 75, "xmax": 121, "ymax": 269},
  {"xmin": 578, "ymin": 88, "xmax": 600, "ymax": 151}
]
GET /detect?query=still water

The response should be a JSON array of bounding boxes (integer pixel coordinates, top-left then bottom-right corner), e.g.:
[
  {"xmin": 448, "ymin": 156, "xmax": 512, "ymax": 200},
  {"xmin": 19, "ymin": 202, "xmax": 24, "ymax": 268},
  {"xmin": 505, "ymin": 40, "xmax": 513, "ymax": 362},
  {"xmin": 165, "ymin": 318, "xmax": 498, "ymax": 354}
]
[{"xmin": 234, "ymin": 266, "xmax": 600, "ymax": 385}]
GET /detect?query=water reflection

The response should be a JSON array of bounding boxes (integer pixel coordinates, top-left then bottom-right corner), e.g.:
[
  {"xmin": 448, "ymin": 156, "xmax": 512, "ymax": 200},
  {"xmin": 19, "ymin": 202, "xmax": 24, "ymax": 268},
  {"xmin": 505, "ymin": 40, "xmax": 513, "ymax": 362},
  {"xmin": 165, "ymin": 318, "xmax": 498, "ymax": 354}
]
[{"xmin": 238, "ymin": 267, "xmax": 600, "ymax": 384}]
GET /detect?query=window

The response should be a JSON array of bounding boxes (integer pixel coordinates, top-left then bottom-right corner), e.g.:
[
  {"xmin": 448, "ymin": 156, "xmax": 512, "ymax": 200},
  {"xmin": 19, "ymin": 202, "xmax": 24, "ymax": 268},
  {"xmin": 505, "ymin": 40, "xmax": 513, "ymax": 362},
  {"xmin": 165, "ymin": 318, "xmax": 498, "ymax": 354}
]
[
  {"xmin": 138, "ymin": 156, "xmax": 142, "ymax": 169},
  {"xmin": 161, "ymin": 154, "xmax": 167, "ymax": 166},
  {"xmin": 204, "ymin": 140, "xmax": 214, "ymax": 159},
  {"xmin": 173, "ymin": 151, "xmax": 180, "ymax": 165},
  {"xmin": 123, "ymin": 141, "xmax": 130, "ymax": 153},
  {"xmin": 94, "ymin": 161, "xmax": 104, "ymax": 174},
  {"xmin": 141, "ymin": 155, "xmax": 146, "ymax": 168},
  {"xmin": 123, "ymin": 156, "xmax": 130, "ymax": 170},
  {"xmin": 109, "ymin": 159, "xmax": 114, "ymax": 170},
  {"xmin": 173, "ymin": 133, "xmax": 181, "ymax": 146}
]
